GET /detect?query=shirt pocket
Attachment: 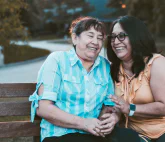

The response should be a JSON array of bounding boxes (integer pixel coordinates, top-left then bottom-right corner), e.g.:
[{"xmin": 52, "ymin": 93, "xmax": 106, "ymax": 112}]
[
  {"xmin": 62, "ymin": 74, "xmax": 82, "ymax": 95},
  {"xmin": 94, "ymin": 77, "xmax": 109, "ymax": 97}
]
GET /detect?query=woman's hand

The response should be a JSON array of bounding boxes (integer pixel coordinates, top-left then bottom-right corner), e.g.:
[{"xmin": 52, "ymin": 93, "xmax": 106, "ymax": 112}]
[
  {"xmin": 99, "ymin": 113, "xmax": 118, "ymax": 135},
  {"xmin": 82, "ymin": 118, "xmax": 105, "ymax": 137},
  {"xmin": 109, "ymin": 95, "xmax": 130, "ymax": 115}
]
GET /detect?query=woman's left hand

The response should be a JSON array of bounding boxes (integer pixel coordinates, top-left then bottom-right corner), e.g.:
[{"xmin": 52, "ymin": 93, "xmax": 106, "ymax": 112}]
[
  {"xmin": 99, "ymin": 113, "xmax": 118, "ymax": 135},
  {"xmin": 109, "ymin": 95, "xmax": 130, "ymax": 115}
]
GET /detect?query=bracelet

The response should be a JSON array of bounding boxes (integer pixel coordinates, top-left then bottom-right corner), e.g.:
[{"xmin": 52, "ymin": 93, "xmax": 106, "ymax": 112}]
[{"xmin": 129, "ymin": 104, "xmax": 136, "ymax": 116}]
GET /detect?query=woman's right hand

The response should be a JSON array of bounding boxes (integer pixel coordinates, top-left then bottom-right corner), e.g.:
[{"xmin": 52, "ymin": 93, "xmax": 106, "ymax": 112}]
[
  {"xmin": 82, "ymin": 118, "xmax": 105, "ymax": 137},
  {"xmin": 109, "ymin": 95, "xmax": 130, "ymax": 115}
]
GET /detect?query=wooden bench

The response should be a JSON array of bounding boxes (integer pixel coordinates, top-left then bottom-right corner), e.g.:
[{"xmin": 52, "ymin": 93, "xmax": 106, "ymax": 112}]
[{"xmin": 0, "ymin": 83, "xmax": 41, "ymax": 142}]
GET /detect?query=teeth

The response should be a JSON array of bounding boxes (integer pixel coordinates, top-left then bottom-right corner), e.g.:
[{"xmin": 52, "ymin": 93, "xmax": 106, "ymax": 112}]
[
  {"xmin": 88, "ymin": 47, "xmax": 97, "ymax": 51},
  {"xmin": 116, "ymin": 47, "xmax": 124, "ymax": 50}
]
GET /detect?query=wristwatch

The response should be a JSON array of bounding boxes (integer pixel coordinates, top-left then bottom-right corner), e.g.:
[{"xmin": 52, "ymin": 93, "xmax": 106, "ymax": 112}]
[{"xmin": 129, "ymin": 104, "xmax": 136, "ymax": 116}]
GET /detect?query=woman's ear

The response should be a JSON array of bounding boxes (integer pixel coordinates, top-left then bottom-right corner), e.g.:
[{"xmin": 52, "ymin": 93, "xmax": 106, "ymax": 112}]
[{"xmin": 71, "ymin": 33, "xmax": 77, "ymax": 46}]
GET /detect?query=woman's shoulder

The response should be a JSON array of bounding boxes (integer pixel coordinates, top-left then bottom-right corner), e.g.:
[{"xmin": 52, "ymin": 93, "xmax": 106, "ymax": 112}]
[
  {"xmin": 143, "ymin": 54, "xmax": 164, "ymax": 79},
  {"xmin": 148, "ymin": 54, "xmax": 165, "ymax": 67},
  {"xmin": 149, "ymin": 54, "xmax": 165, "ymax": 78},
  {"xmin": 46, "ymin": 51, "xmax": 66, "ymax": 61},
  {"xmin": 99, "ymin": 56, "xmax": 111, "ymax": 66},
  {"xmin": 150, "ymin": 54, "xmax": 165, "ymax": 68}
]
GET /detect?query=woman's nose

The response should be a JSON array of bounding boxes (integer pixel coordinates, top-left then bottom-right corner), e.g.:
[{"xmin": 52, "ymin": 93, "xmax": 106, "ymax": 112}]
[
  {"xmin": 92, "ymin": 37, "xmax": 99, "ymax": 44},
  {"xmin": 114, "ymin": 37, "xmax": 121, "ymax": 44}
]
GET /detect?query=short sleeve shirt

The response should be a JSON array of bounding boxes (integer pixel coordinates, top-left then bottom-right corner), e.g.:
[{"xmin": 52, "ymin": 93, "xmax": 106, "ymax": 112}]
[{"xmin": 29, "ymin": 48, "xmax": 115, "ymax": 141}]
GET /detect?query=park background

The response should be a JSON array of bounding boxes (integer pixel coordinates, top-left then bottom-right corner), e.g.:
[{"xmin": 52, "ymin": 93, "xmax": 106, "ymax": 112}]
[
  {"xmin": 0, "ymin": 0, "xmax": 165, "ymax": 141},
  {"xmin": 0, "ymin": 0, "xmax": 165, "ymax": 83}
]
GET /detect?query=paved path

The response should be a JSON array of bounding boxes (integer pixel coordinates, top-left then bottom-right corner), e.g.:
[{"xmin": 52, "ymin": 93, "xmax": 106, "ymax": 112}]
[{"xmin": 0, "ymin": 40, "xmax": 106, "ymax": 83}]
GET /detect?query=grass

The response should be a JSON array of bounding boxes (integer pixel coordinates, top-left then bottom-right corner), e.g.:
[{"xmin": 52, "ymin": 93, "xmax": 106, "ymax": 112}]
[{"xmin": 4, "ymin": 44, "xmax": 50, "ymax": 64}]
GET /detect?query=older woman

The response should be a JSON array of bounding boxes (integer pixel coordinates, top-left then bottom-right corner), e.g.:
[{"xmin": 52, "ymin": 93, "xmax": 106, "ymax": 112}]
[
  {"xmin": 107, "ymin": 15, "xmax": 165, "ymax": 142},
  {"xmin": 29, "ymin": 16, "xmax": 118, "ymax": 142}
]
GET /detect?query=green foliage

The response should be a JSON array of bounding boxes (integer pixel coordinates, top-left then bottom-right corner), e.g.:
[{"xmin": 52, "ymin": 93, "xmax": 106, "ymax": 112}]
[
  {"xmin": 20, "ymin": 0, "xmax": 45, "ymax": 35},
  {"xmin": 107, "ymin": 0, "xmax": 165, "ymax": 36},
  {"xmin": 106, "ymin": 0, "xmax": 127, "ymax": 17},
  {"xmin": 4, "ymin": 44, "xmax": 50, "ymax": 64},
  {"xmin": 0, "ymin": 0, "xmax": 28, "ymax": 48},
  {"xmin": 53, "ymin": 0, "xmax": 94, "ymax": 22},
  {"xmin": 41, "ymin": 0, "xmax": 94, "ymax": 36}
]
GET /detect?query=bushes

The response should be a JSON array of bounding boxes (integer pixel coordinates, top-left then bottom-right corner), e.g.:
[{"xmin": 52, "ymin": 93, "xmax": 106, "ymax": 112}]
[{"xmin": 4, "ymin": 44, "xmax": 50, "ymax": 64}]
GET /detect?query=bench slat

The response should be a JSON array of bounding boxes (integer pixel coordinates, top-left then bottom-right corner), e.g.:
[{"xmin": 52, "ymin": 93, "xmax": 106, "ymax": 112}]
[
  {"xmin": 0, "ymin": 101, "xmax": 30, "ymax": 116},
  {"xmin": 0, "ymin": 83, "xmax": 36, "ymax": 98},
  {"xmin": 0, "ymin": 121, "xmax": 40, "ymax": 138}
]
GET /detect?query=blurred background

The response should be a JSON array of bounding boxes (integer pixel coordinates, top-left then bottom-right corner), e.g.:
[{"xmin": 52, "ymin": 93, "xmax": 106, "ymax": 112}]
[
  {"xmin": 0, "ymin": 1, "xmax": 165, "ymax": 142},
  {"xmin": 0, "ymin": 0, "xmax": 165, "ymax": 83}
]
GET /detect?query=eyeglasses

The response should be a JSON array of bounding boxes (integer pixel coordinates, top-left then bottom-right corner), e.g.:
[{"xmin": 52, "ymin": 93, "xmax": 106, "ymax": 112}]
[{"xmin": 110, "ymin": 32, "xmax": 128, "ymax": 42}]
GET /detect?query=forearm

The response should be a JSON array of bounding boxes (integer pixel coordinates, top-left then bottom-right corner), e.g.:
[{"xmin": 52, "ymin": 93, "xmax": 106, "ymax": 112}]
[
  {"xmin": 134, "ymin": 102, "xmax": 165, "ymax": 118},
  {"xmin": 37, "ymin": 100, "xmax": 84, "ymax": 130}
]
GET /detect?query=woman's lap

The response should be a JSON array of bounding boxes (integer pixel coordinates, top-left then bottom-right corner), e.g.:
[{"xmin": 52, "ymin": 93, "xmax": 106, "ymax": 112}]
[
  {"xmin": 43, "ymin": 133, "xmax": 107, "ymax": 142},
  {"xmin": 43, "ymin": 126, "xmax": 165, "ymax": 142},
  {"xmin": 43, "ymin": 126, "xmax": 141, "ymax": 142},
  {"xmin": 156, "ymin": 133, "xmax": 165, "ymax": 142}
]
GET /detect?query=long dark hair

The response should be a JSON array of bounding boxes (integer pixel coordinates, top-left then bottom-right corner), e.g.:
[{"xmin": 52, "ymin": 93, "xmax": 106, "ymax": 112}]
[{"xmin": 107, "ymin": 15, "xmax": 157, "ymax": 82}]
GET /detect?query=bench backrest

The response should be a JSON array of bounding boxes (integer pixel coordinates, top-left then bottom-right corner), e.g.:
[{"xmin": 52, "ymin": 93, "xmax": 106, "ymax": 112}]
[{"xmin": 0, "ymin": 83, "xmax": 41, "ymax": 142}]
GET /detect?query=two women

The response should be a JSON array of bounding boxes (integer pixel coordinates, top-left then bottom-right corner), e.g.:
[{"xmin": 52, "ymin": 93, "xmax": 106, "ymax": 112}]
[{"xmin": 30, "ymin": 15, "xmax": 165, "ymax": 142}]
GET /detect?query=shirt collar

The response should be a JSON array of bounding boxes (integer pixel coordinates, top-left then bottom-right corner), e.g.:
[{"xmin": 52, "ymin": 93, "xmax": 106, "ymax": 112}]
[
  {"xmin": 92, "ymin": 55, "xmax": 100, "ymax": 69},
  {"xmin": 68, "ymin": 48, "xmax": 80, "ymax": 66},
  {"xmin": 68, "ymin": 48, "xmax": 101, "ymax": 68}
]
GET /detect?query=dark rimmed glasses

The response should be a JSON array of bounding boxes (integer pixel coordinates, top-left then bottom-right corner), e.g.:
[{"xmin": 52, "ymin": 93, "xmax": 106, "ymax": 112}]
[{"xmin": 110, "ymin": 32, "xmax": 128, "ymax": 42}]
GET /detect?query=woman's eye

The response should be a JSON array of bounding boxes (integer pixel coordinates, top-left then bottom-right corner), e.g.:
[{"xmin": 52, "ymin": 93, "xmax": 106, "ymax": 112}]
[
  {"xmin": 98, "ymin": 38, "xmax": 103, "ymax": 41},
  {"xmin": 119, "ymin": 34, "xmax": 124, "ymax": 38},
  {"xmin": 88, "ymin": 35, "xmax": 93, "ymax": 38}
]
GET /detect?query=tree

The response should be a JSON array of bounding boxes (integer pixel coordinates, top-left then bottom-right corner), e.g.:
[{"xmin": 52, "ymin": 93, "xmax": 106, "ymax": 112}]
[
  {"xmin": 0, "ymin": 0, "xmax": 27, "ymax": 48},
  {"xmin": 42, "ymin": 0, "xmax": 94, "ymax": 36},
  {"xmin": 106, "ymin": 0, "xmax": 128, "ymax": 17},
  {"xmin": 20, "ymin": 0, "xmax": 45, "ymax": 35},
  {"xmin": 107, "ymin": 0, "xmax": 165, "ymax": 36}
]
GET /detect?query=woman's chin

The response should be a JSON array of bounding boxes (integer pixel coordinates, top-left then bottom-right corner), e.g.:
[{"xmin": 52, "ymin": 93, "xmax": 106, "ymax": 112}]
[{"xmin": 116, "ymin": 53, "xmax": 126, "ymax": 60}]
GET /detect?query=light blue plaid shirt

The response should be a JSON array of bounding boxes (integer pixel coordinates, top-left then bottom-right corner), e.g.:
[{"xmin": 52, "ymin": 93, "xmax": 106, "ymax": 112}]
[{"xmin": 29, "ymin": 48, "xmax": 115, "ymax": 141}]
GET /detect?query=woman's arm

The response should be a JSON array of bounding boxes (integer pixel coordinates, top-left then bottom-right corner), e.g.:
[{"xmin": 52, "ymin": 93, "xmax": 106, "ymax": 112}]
[
  {"xmin": 37, "ymin": 85, "xmax": 103, "ymax": 136},
  {"xmin": 111, "ymin": 56, "xmax": 165, "ymax": 118},
  {"xmin": 134, "ymin": 56, "xmax": 165, "ymax": 117}
]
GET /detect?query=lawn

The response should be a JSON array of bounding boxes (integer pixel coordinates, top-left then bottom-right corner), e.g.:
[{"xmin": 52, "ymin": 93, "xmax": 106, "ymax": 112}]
[{"xmin": 4, "ymin": 44, "xmax": 50, "ymax": 64}]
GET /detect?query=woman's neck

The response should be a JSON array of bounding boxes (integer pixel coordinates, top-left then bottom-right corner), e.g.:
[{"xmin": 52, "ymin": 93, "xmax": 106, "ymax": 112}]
[
  {"xmin": 77, "ymin": 55, "xmax": 94, "ymax": 72},
  {"xmin": 83, "ymin": 61, "xmax": 94, "ymax": 72},
  {"xmin": 122, "ymin": 59, "xmax": 134, "ymax": 77}
]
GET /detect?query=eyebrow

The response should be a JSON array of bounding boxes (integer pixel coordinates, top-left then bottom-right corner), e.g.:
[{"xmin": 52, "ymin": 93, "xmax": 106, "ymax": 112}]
[{"xmin": 87, "ymin": 32, "xmax": 103, "ymax": 37}]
